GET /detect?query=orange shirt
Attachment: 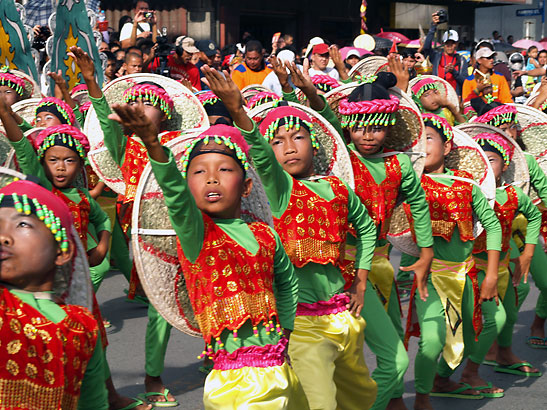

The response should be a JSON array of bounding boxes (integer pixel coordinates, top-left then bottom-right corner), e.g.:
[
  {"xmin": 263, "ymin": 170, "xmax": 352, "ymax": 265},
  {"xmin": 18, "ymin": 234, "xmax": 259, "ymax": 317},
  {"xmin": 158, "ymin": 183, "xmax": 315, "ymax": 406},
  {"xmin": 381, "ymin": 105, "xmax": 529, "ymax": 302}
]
[
  {"xmin": 462, "ymin": 71, "xmax": 513, "ymax": 103},
  {"xmin": 231, "ymin": 62, "xmax": 272, "ymax": 90}
]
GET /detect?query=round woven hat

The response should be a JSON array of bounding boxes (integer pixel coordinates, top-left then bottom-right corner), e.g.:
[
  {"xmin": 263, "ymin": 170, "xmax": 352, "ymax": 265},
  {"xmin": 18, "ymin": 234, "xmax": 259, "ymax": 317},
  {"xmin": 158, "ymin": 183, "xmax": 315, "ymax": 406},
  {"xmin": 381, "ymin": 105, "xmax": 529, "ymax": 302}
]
[
  {"xmin": 0, "ymin": 168, "xmax": 94, "ymax": 310},
  {"xmin": 524, "ymin": 82, "xmax": 542, "ymax": 107},
  {"xmin": 84, "ymin": 73, "xmax": 209, "ymax": 195},
  {"xmin": 241, "ymin": 84, "xmax": 274, "ymax": 103},
  {"xmin": 247, "ymin": 100, "xmax": 354, "ymax": 188},
  {"xmin": 457, "ymin": 123, "xmax": 530, "ymax": 194},
  {"xmin": 10, "ymin": 97, "xmax": 41, "ymax": 126},
  {"xmin": 348, "ymin": 56, "xmax": 389, "ymax": 81},
  {"xmin": 0, "ymin": 129, "xmax": 16, "ymax": 169},
  {"xmin": 131, "ymin": 132, "xmax": 274, "ymax": 336},
  {"xmin": 509, "ymin": 103, "xmax": 547, "ymax": 157},
  {"xmin": 10, "ymin": 69, "xmax": 43, "ymax": 100},
  {"xmin": 408, "ymin": 75, "xmax": 459, "ymax": 109},
  {"xmin": 325, "ymin": 82, "xmax": 426, "ymax": 176},
  {"xmin": 387, "ymin": 127, "xmax": 497, "ymax": 256}
]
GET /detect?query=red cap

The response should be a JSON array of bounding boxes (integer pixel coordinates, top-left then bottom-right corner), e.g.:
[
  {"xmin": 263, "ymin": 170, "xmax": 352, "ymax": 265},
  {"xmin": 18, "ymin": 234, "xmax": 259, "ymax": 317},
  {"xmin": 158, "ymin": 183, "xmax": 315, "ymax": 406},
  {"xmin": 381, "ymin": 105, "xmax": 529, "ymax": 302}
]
[{"xmin": 312, "ymin": 43, "xmax": 329, "ymax": 55}]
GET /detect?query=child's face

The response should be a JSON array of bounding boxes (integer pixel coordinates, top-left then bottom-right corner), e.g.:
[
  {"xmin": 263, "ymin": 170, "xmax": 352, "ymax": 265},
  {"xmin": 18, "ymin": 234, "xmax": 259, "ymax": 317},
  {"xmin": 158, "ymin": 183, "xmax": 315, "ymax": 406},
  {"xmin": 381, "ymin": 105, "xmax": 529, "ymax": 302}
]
[
  {"xmin": 35, "ymin": 111, "xmax": 63, "ymax": 128},
  {"xmin": 186, "ymin": 152, "xmax": 252, "ymax": 219},
  {"xmin": 485, "ymin": 150, "xmax": 507, "ymax": 183},
  {"xmin": 105, "ymin": 60, "xmax": 117, "ymax": 78},
  {"xmin": 270, "ymin": 126, "xmax": 315, "ymax": 178},
  {"xmin": 498, "ymin": 121, "xmax": 517, "ymax": 140},
  {"xmin": 424, "ymin": 126, "xmax": 451, "ymax": 172},
  {"xmin": 0, "ymin": 85, "xmax": 21, "ymax": 107},
  {"xmin": 349, "ymin": 124, "xmax": 388, "ymax": 156},
  {"xmin": 43, "ymin": 146, "xmax": 83, "ymax": 189},
  {"xmin": 530, "ymin": 48, "xmax": 539, "ymax": 59},
  {"xmin": 420, "ymin": 89, "xmax": 440, "ymax": 111},
  {"xmin": 0, "ymin": 207, "xmax": 71, "ymax": 291},
  {"xmin": 128, "ymin": 98, "xmax": 167, "ymax": 130}
]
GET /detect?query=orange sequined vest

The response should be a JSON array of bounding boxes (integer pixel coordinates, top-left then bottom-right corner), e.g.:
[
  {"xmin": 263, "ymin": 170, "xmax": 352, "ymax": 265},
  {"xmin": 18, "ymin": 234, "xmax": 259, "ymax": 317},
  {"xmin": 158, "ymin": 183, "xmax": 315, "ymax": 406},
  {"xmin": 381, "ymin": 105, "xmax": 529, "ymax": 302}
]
[
  {"xmin": 474, "ymin": 186, "xmax": 518, "ymax": 253},
  {"xmin": 121, "ymin": 131, "xmax": 180, "ymax": 203},
  {"xmin": 177, "ymin": 215, "xmax": 278, "ymax": 344},
  {"xmin": 52, "ymin": 188, "xmax": 90, "ymax": 249},
  {"xmin": 274, "ymin": 176, "xmax": 349, "ymax": 268},
  {"xmin": 350, "ymin": 151, "xmax": 402, "ymax": 240},
  {"xmin": 0, "ymin": 287, "xmax": 98, "ymax": 410},
  {"xmin": 421, "ymin": 170, "xmax": 475, "ymax": 242}
]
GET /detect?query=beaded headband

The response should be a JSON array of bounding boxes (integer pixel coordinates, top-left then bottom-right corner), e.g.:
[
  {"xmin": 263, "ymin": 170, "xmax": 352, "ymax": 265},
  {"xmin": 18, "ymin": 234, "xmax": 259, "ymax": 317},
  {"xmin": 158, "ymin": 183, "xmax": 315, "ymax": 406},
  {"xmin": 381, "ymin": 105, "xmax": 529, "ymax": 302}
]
[
  {"xmin": 540, "ymin": 99, "xmax": 547, "ymax": 112},
  {"xmin": 35, "ymin": 97, "xmax": 76, "ymax": 125},
  {"xmin": 35, "ymin": 125, "xmax": 90, "ymax": 160},
  {"xmin": 474, "ymin": 104, "xmax": 517, "ymax": 127},
  {"xmin": 411, "ymin": 77, "xmax": 439, "ymax": 99},
  {"xmin": 339, "ymin": 95, "xmax": 399, "ymax": 129},
  {"xmin": 0, "ymin": 66, "xmax": 25, "ymax": 97},
  {"xmin": 197, "ymin": 90, "xmax": 220, "ymax": 106},
  {"xmin": 423, "ymin": 113, "xmax": 454, "ymax": 142},
  {"xmin": 122, "ymin": 83, "xmax": 174, "ymax": 120},
  {"xmin": 473, "ymin": 132, "xmax": 514, "ymax": 165},
  {"xmin": 180, "ymin": 125, "xmax": 250, "ymax": 178},
  {"xmin": 79, "ymin": 101, "xmax": 92, "ymax": 114},
  {"xmin": 258, "ymin": 107, "xmax": 320, "ymax": 150},
  {"xmin": 70, "ymin": 83, "xmax": 88, "ymax": 96},
  {"xmin": 246, "ymin": 91, "xmax": 281, "ymax": 109},
  {"xmin": 311, "ymin": 75, "xmax": 341, "ymax": 93}
]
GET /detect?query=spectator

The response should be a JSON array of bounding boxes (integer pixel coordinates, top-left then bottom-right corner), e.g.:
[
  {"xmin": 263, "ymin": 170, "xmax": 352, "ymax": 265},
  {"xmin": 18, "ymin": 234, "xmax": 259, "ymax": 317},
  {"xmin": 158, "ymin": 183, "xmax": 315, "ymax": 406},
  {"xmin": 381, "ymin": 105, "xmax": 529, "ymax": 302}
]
[
  {"xmin": 422, "ymin": 13, "xmax": 468, "ymax": 95},
  {"xmin": 123, "ymin": 52, "xmax": 143, "ymax": 75},
  {"xmin": 103, "ymin": 51, "xmax": 117, "ymax": 83},
  {"xmin": 231, "ymin": 40, "xmax": 272, "ymax": 90},
  {"xmin": 150, "ymin": 36, "xmax": 201, "ymax": 90},
  {"xmin": 309, "ymin": 43, "xmax": 339, "ymax": 79},
  {"xmin": 195, "ymin": 40, "xmax": 219, "ymax": 89},
  {"xmin": 99, "ymin": 41, "xmax": 109, "ymax": 53},
  {"xmin": 212, "ymin": 50, "xmax": 222, "ymax": 69},
  {"xmin": 507, "ymin": 35, "xmax": 514, "ymax": 45},
  {"xmin": 24, "ymin": 0, "xmax": 54, "ymax": 28},
  {"xmin": 119, "ymin": 0, "xmax": 157, "ymax": 49},
  {"xmin": 345, "ymin": 49, "xmax": 361, "ymax": 68},
  {"xmin": 262, "ymin": 50, "xmax": 298, "ymax": 96},
  {"xmin": 401, "ymin": 50, "xmax": 418, "ymax": 80},
  {"xmin": 462, "ymin": 47, "xmax": 512, "ymax": 103}
]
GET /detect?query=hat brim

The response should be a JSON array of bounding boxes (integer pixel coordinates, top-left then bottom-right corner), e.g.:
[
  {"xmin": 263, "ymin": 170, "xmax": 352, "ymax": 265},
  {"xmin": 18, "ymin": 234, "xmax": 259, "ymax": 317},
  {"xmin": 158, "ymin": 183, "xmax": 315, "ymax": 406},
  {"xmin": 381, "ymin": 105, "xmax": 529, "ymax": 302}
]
[
  {"xmin": 348, "ymin": 56, "xmax": 389, "ymax": 81},
  {"xmin": 131, "ymin": 132, "xmax": 274, "ymax": 337},
  {"xmin": 387, "ymin": 127, "xmax": 497, "ymax": 256},
  {"xmin": 247, "ymin": 101, "xmax": 355, "ymax": 188},
  {"xmin": 183, "ymin": 46, "xmax": 200, "ymax": 54},
  {"xmin": 84, "ymin": 73, "xmax": 209, "ymax": 196},
  {"xmin": 241, "ymin": 84, "xmax": 274, "ymax": 102},
  {"xmin": 510, "ymin": 103, "xmax": 547, "ymax": 157},
  {"xmin": 10, "ymin": 69, "xmax": 43, "ymax": 100},
  {"xmin": 408, "ymin": 75, "xmax": 460, "ymax": 111}
]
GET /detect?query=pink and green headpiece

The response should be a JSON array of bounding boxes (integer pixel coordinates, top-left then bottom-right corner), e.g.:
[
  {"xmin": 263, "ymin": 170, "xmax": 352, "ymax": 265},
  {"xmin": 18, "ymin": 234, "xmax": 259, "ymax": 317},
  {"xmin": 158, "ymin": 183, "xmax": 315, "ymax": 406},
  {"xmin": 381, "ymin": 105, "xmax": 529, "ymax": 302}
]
[
  {"xmin": 473, "ymin": 132, "xmax": 514, "ymax": 165},
  {"xmin": 123, "ymin": 82, "xmax": 174, "ymax": 120}
]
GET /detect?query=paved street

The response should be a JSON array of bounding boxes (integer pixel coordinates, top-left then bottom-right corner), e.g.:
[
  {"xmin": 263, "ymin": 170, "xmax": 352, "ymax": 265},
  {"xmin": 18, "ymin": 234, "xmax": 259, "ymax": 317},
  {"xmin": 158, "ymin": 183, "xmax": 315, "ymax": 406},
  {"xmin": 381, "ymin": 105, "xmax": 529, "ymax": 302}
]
[{"xmin": 98, "ymin": 251, "xmax": 547, "ymax": 409}]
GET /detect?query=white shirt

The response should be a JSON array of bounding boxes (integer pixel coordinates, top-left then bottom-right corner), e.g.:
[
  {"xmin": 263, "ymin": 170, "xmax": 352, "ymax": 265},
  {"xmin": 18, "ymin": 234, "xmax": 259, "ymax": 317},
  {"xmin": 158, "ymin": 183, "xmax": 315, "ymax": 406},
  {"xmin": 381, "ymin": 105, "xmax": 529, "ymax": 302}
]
[
  {"xmin": 120, "ymin": 22, "xmax": 152, "ymax": 41},
  {"xmin": 308, "ymin": 67, "xmax": 340, "ymax": 80}
]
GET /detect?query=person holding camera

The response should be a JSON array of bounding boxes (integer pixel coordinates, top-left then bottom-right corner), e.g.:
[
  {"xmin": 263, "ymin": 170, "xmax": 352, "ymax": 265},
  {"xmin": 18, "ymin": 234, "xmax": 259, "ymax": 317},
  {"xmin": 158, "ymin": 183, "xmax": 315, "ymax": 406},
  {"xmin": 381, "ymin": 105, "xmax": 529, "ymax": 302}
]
[
  {"xmin": 422, "ymin": 11, "xmax": 468, "ymax": 96},
  {"xmin": 120, "ymin": 0, "xmax": 157, "ymax": 49}
]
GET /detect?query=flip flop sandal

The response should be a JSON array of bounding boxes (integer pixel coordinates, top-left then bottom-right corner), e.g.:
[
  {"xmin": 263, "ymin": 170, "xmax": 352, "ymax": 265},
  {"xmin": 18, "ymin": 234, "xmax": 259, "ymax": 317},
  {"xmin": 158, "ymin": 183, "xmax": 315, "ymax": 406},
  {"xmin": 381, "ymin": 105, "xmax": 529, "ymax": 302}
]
[
  {"xmin": 482, "ymin": 360, "xmax": 498, "ymax": 367},
  {"xmin": 199, "ymin": 363, "xmax": 214, "ymax": 375},
  {"xmin": 102, "ymin": 319, "xmax": 112, "ymax": 329},
  {"xmin": 430, "ymin": 382, "xmax": 484, "ymax": 399},
  {"xmin": 494, "ymin": 362, "xmax": 542, "ymax": 377},
  {"xmin": 472, "ymin": 382, "xmax": 504, "ymax": 398},
  {"xmin": 123, "ymin": 289, "xmax": 149, "ymax": 306},
  {"xmin": 526, "ymin": 336, "xmax": 547, "ymax": 349},
  {"xmin": 116, "ymin": 397, "xmax": 147, "ymax": 410},
  {"xmin": 138, "ymin": 389, "xmax": 179, "ymax": 408}
]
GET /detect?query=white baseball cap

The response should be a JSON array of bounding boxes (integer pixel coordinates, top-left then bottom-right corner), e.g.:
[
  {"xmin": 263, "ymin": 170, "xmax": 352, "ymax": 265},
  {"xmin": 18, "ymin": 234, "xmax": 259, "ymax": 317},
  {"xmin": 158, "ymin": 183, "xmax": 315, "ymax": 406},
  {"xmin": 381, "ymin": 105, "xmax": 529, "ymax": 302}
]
[
  {"xmin": 346, "ymin": 49, "xmax": 361, "ymax": 59},
  {"xmin": 442, "ymin": 30, "xmax": 459, "ymax": 43},
  {"xmin": 475, "ymin": 47, "xmax": 496, "ymax": 59}
]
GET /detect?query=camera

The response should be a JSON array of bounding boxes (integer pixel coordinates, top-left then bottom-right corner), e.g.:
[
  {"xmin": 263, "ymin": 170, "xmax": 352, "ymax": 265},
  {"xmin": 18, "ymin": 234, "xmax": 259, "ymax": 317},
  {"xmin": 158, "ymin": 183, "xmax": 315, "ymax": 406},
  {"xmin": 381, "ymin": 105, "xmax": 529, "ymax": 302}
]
[
  {"xmin": 32, "ymin": 26, "xmax": 51, "ymax": 51},
  {"xmin": 435, "ymin": 9, "xmax": 448, "ymax": 24},
  {"xmin": 154, "ymin": 27, "xmax": 174, "ymax": 77},
  {"xmin": 144, "ymin": 11, "xmax": 153, "ymax": 20}
]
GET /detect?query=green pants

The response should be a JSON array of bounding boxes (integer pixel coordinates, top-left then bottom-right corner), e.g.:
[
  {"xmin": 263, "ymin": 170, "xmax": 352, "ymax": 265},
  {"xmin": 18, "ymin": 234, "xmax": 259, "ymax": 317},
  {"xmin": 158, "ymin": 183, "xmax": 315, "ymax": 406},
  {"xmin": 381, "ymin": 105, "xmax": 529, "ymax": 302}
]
[
  {"xmin": 396, "ymin": 252, "xmax": 417, "ymax": 284},
  {"xmin": 467, "ymin": 269, "xmax": 507, "ymax": 364},
  {"xmin": 90, "ymin": 255, "xmax": 111, "ymax": 293},
  {"xmin": 145, "ymin": 304, "xmax": 173, "ymax": 377},
  {"xmin": 414, "ymin": 277, "xmax": 475, "ymax": 393},
  {"xmin": 362, "ymin": 281, "xmax": 408, "ymax": 409},
  {"xmin": 110, "ymin": 218, "xmax": 133, "ymax": 283}
]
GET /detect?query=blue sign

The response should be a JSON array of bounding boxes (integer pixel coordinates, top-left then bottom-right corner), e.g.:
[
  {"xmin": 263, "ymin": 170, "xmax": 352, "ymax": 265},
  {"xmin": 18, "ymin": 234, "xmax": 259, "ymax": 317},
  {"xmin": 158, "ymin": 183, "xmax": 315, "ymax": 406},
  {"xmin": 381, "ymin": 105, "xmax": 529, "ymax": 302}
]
[{"xmin": 516, "ymin": 8, "xmax": 542, "ymax": 17}]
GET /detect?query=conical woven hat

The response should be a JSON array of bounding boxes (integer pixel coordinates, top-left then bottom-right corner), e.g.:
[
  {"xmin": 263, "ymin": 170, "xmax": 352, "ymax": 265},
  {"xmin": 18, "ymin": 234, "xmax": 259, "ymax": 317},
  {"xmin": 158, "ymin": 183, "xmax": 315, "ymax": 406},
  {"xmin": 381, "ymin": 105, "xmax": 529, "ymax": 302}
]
[
  {"xmin": 84, "ymin": 73, "xmax": 209, "ymax": 195},
  {"xmin": 408, "ymin": 75, "xmax": 459, "ymax": 109},
  {"xmin": 530, "ymin": 153, "xmax": 547, "ymax": 205},
  {"xmin": 131, "ymin": 132, "xmax": 274, "ymax": 336},
  {"xmin": 241, "ymin": 84, "xmax": 274, "ymax": 103},
  {"xmin": 10, "ymin": 68, "xmax": 43, "ymax": 100},
  {"xmin": 348, "ymin": 56, "xmax": 389, "ymax": 81},
  {"xmin": 509, "ymin": 103, "xmax": 547, "ymax": 157},
  {"xmin": 387, "ymin": 127, "xmax": 496, "ymax": 256},
  {"xmin": 10, "ymin": 97, "xmax": 41, "ymax": 126},
  {"xmin": 247, "ymin": 100, "xmax": 354, "ymax": 188}
]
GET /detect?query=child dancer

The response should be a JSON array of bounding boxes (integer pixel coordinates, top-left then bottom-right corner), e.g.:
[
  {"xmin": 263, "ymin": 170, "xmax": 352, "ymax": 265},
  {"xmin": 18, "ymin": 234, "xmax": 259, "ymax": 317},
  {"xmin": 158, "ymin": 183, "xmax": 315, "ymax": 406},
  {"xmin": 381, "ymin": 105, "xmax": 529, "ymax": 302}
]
[
  {"xmin": 410, "ymin": 77, "xmax": 466, "ymax": 125},
  {"xmin": 407, "ymin": 113, "xmax": 502, "ymax": 409},
  {"xmin": 203, "ymin": 65, "xmax": 378, "ymax": 409},
  {"xmin": 0, "ymin": 178, "xmax": 108, "ymax": 409},
  {"xmin": 109, "ymin": 97, "xmax": 308, "ymax": 408}
]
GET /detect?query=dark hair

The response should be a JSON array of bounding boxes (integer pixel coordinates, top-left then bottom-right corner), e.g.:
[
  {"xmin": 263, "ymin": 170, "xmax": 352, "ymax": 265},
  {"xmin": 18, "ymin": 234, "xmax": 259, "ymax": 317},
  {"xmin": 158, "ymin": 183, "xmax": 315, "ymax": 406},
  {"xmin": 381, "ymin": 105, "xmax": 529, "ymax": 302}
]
[
  {"xmin": 126, "ymin": 46, "xmax": 141, "ymax": 55},
  {"xmin": 245, "ymin": 40, "xmax": 263, "ymax": 55},
  {"xmin": 103, "ymin": 50, "xmax": 116, "ymax": 62},
  {"xmin": 137, "ymin": 38, "xmax": 155, "ymax": 55},
  {"xmin": 539, "ymin": 50, "xmax": 547, "ymax": 57},
  {"xmin": 348, "ymin": 71, "xmax": 397, "ymax": 102},
  {"xmin": 118, "ymin": 15, "xmax": 132, "ymax": 33},
  {"xmin": 132, "ymin": 0, "xmax": 150, "ymax": 9},
  {"xmin": 528, "ymin": 46, "xmax": 538, "ymax": 53}
]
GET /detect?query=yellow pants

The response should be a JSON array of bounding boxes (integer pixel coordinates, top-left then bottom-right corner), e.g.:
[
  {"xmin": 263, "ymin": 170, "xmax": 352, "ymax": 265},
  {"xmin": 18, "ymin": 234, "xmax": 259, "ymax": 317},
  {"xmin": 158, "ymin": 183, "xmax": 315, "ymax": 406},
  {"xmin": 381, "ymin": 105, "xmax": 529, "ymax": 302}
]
[
  {"xmin": 289, "ymin": 310, "xmax": 378, "ymax": 410},
  {"xmin": 204, "ymin": 362, "xmax": 309, "ymax": 409}
]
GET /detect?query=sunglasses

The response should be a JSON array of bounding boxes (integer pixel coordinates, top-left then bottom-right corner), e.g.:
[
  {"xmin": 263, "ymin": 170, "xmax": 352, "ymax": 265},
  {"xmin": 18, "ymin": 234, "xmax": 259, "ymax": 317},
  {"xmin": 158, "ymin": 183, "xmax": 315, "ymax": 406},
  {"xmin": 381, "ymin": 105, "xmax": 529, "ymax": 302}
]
[{"xmin": 481, "ymin": 55, "xmax": 495, "ymax": 60}]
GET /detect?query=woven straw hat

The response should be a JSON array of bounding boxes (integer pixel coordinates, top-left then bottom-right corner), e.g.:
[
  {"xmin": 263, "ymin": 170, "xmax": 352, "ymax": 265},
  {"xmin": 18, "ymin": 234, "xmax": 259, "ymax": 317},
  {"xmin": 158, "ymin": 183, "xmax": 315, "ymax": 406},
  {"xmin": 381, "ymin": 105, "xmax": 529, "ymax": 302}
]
[
  {"xmin": 508, "ymin": 103, "xmax": 547, "ymax": 157},
  {"xmin": 408, "ymin": 75, "xmax": 459, "ymax": 110},
  {"xmin": 524, "ymin": 82, "xmax": 543, "ymax": 107},
  {"xmin": 10, "ymin": 69, "xmax": 43, "ymax": 100},
  {"xmin": 531, "ymin": 153, "xmax": 547, "ymax": 205},
  {"xmin": 248, "ymin": 100, "xmax": 355, "ymax": 188},
  {"xmin": 387, "ymin": 127, "xmax": 496, "ymax": 256},
  {"xmin": 348, "ymin": 56, "xmax": 389, "ymax": 81},
  {"xmin": 241, "ymin": 84, "xmax": 274, "ymax": 103},
  {"xmin": 0, "ymin": 167, "xmax": 94, "ymax": 310},
  {"xmin": 84, "ymin": 73, "xmax": 209, "ymax": 195},
  {"xmin": 0, "ymin": 130, "xmax": 15, "ymax": 169},
  {"xmin": 131, "ymin": 132, "xmax": 274, "ymax": 336},
  {"xmin": 10, "ymin": 97, "xmax": 41, "ymax": 126}
]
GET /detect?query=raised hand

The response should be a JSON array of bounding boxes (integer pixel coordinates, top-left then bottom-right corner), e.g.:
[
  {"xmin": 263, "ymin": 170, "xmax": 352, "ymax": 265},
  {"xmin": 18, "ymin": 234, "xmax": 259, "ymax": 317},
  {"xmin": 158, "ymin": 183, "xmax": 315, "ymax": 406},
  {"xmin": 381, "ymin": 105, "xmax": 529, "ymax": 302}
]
[
  {"xmin": 108, "ymin": 101, "xmax": 159, "ymax": 147},
  {"xmin": 270, "ymin": 55, "xmax": 289, "ymax": 87},
  {"xmin": 387, "ymin": 53, "xmax": 410, "ymax": 92},
  {"xmin": 330, "ymin": 45, "xmax": 349, "ymax": 80},
  {"xmin": 68, "ymin": 46, "xmax": 95, "ymax": 80}
]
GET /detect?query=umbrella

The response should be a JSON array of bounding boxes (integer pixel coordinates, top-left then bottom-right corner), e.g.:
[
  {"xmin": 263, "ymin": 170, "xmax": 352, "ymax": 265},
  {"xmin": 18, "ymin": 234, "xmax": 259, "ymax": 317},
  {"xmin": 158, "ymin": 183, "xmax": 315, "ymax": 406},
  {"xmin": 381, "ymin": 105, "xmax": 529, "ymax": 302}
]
[
  {"xmin": 339, "ymin": 47, "xmax": 372, "ymax": 60},
  {"xmin": 512, "ymin": 39, "xmax": 544, "ymax": 51},
  {"xmin": 373, "ymin": 36, "xmax": 393, "ymax": 50},
  {"xmin": 376, "ymin": 29, "xmax": 411, "ymax": 44},
  {"xmin": 401, "ymin": 38, "xmax": 440, "ymax": 48},
  {"xmin": 494, "ymin": 42, "xmax": 520, "ymax": 53}
]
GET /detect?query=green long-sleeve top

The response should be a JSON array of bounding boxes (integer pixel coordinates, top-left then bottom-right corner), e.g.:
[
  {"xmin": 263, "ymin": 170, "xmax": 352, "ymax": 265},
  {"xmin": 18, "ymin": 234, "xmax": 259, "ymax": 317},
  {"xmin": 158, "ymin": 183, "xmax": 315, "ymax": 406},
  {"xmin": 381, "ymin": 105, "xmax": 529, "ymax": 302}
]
[
  {"xmin": 526, "ymin": 153, "xmax": 547, "ymax": 206},
  {"xmin": 475, "ymin": 185, "xmax": 541, "ymax": 261},
  {"xmin": 9, "ymin": 290, "xmax": 108, "ymax": 410},
  {"xmin": 427, "ymin": 170, "xmax": 502, "ymax": 262},
  {"xmin": 9, "ymin": 137, "xmax": 111, "ymax": 251},
  {"xmin": 237, "ymin": 121, "xmax": 377, "ymax": 304},
  {"xmin": 149, "ymin": 148, "xmax": 298, "ymax": 353}
]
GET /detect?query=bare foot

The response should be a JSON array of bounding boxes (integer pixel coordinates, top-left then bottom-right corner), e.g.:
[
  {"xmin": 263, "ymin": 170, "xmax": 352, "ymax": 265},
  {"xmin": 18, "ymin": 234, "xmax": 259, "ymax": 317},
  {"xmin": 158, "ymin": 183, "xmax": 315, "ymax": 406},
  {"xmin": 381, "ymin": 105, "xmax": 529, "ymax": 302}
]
[
  {"xmin": 460, "ymin": 361, "xmax": 503, "ymax": 395},
  {"xmin": 387, "ymin": 397, "xmax": 408, "ymax": 410},
  {"xmin": 414, "ymin": 392, "xmax": 433, "ymax": 410},
  {"xmin": 496, "ymin": 346, "xmax": 540, "ymax": 374},
  {"xmin": 107, "ymin": 377, "xmax": 152, "ymax": 410},
  {"xmin": 432, "ymin": 375, "xmax": 481, "ymax": 397},
  {"xmin": 529, "ymin": 315, "xmax": 546, "ymax": 346},
  {"xmin": 144, "ymin": 375, "xmax": 177, "ymax": 404},
  {"xmin": 484, "ymin": 340, "xmax": 498, "ymax": 362}
]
